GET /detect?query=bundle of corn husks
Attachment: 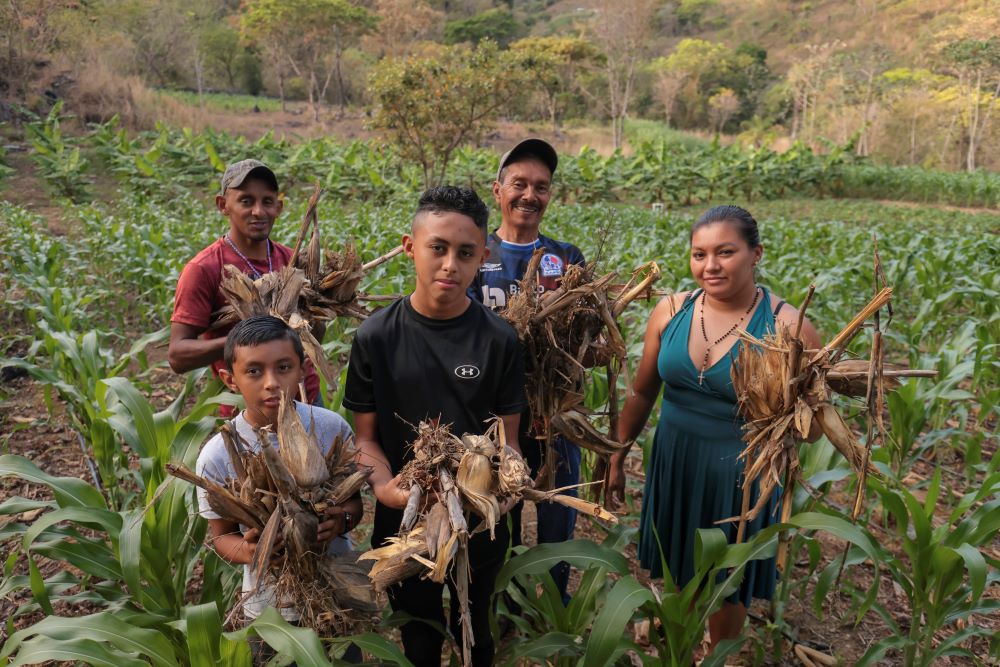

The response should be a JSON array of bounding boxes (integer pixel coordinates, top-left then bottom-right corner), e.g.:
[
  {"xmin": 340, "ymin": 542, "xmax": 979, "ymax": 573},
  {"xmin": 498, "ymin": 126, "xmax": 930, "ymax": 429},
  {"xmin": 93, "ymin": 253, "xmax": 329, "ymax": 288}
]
[
  {"xmin": 287, "ymin": 184, "xmax": 403, "ymax": 323},
  {"xmin": 359, "ymin": 418, "xmax": 616, "ymax": 667},
  {"xmin": 730, "ymin": 284, "xmax": 935, "ymax": 570},
  {"xmin": 502, "ymin": 248, "xmax": 661, "ymax": 487},
  {"xmin": 167, "ymin": 393, "xmax": 378, "ymax": 634},
  {"xmin": 211, "ymin": 185, "xmax": 402, "ymax": 387}
]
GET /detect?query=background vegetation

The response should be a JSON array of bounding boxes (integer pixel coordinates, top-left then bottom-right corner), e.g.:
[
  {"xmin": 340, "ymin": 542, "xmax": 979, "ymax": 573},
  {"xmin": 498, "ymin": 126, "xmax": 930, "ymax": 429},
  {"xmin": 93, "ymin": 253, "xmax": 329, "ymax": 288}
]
[
  {"xmin": 0, "ymin": 1, "xmax": 998, "ymax": 664},
  {"xmin": 3, "ymin": 0, "xmax": 1000, "ymax": 173}
]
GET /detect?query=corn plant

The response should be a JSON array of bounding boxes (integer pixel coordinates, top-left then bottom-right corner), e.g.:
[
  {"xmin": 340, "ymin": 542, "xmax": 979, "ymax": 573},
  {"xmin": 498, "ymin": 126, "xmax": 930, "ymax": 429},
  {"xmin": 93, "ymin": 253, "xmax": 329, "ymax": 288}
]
[
  {"xmin": 849, "ymin": 472, "xmax": 1000, "ymax": 666},
  {"xmin": 1, "ymin": 327, "xmax": 169, "ymax": 505},
  {"xmin": 25, "ymin": 101, "xmax": 90, "ymax": 201},
  {"xmin": 493, "ymin": 526, "xmax": 652, "ymax": 666}
]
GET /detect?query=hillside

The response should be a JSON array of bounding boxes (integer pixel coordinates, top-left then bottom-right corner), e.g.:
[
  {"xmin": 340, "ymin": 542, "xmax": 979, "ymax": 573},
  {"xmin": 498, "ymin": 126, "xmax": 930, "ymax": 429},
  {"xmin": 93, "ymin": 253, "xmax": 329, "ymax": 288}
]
[{"xmin": 1, "ymin": 0, "xmax": 998, "ymax": 170}]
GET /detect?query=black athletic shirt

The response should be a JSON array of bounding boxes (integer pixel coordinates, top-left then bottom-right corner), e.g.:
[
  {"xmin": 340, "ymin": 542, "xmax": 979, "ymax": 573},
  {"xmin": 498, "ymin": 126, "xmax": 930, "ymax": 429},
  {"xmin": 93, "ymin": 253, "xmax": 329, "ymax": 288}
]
[{"xmin": 343, "ymin": 296, "xmax": 526, "ymax": 562}]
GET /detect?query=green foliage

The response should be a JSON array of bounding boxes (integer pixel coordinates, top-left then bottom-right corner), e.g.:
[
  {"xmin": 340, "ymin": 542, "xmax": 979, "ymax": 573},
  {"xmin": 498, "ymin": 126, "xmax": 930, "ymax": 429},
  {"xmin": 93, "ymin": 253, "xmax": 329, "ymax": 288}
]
[
  {"xmin": 0, "ymin": 139, "xmax": 15, "ymax": 183},
  {"xmin": 367, "ymin": 40, "xmax": 532, "ymax": 187},
  {"xmin": 25, "ymin": 101, "xmax": 90, "ymax": 201},
  {"xmin": 847, "ymin": 473, "xmax": 1000, "ymax": 666},
  {"xmin": 444, "ymin": 8, "xmax": 522, "ymax": 47},
  {"xmin": 493, "ymin": 527, "xmax": 650, "ymax": 665},
  {"xmin": 157, "ymin": 90, "xmax": 281, "ymax": 112}
]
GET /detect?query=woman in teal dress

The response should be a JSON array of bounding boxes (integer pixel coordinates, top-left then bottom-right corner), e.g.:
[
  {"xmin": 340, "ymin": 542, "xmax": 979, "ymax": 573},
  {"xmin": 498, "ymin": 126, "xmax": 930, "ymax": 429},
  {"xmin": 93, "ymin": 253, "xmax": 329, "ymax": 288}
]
[{"xmin": 607, "ymin": 206, "xmax": 821, "ymax": 652}]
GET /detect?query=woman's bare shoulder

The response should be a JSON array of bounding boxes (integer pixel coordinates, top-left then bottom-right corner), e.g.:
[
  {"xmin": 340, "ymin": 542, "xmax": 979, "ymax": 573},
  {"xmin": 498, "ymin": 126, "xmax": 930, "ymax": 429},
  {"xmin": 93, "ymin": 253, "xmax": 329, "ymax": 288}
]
[
  {"xmin": 650, "ymin": 290, "xmax": 691, "ymax": 337},
  {"xmin": 768, "ymin": 291, "xmax": 822, "ymax": 348}
]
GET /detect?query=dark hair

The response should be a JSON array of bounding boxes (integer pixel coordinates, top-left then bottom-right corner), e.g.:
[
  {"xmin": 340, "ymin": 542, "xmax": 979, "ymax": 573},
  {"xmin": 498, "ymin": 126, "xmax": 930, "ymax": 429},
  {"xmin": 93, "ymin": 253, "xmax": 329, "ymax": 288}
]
[
  {"xmin": 690, "ymin": 205, "xmax": 760, "ymax": 249},
  {"xmin": 415, "ymin": 185, "xmax": 489, "ymax": 234},
  {"xmin": 224, "ymin": 315, "xmax": 305, "ymax": 370}
]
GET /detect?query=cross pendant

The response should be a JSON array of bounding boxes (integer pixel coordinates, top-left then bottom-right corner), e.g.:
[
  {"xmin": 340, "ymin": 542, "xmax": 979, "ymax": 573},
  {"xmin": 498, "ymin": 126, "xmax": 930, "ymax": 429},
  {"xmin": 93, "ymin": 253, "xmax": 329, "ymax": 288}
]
[{"xmin": 698, "ymin": 369, "xmax": 706, "ymax": 385}]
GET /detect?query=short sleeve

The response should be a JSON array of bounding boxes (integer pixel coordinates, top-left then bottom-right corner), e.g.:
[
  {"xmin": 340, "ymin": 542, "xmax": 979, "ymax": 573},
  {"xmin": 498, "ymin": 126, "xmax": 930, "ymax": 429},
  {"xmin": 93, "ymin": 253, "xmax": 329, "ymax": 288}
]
[
  {"xmin": 494, "ymin": 333, "xmax": 526, "ymax": 415},
  {"xmin": 172, "ymin": 261, "xmax": 217, "ymax": 329},
  {"xmin": 194, "ymin": 436, "xmax": 230, "ymax": 520},
  {"xmin": 343, "ymin": 332, "xmax": 376, "ymax": 413},
  {"xmin": 569, "ymin": 244, "xmax": 586, "ymax": 267}
]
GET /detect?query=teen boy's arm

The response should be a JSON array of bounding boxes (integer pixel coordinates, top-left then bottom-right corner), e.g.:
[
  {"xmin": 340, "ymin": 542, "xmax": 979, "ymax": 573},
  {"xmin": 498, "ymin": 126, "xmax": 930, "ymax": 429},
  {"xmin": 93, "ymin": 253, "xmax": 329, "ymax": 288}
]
[{"xmin": 353, "ymin": 412, "xmax": 411, "ymax": 510}]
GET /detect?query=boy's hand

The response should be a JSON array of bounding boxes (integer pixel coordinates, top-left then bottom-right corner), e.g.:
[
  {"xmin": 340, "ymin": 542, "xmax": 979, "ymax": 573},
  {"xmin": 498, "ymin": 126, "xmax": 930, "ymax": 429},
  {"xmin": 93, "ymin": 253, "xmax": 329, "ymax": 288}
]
[
  {"xmin": 317, "ymin": 506, "xmax": 346, "ymax": 544},
  {"xmin": 241, "ymin": 527, "xmax": 286, "ymax": 566},
  {"xmin": 375, "ymin": 474, "xmax": 411, "ymax": 510},
  {"xmin": 498, "ymin": 496, "xmax": 518, "ymax": 516}
]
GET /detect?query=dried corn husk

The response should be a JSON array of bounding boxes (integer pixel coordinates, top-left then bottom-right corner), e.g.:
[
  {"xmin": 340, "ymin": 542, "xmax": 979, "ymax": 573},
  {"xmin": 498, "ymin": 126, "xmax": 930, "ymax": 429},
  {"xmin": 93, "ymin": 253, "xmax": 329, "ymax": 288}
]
[
  {"xmin": 500, "ymin": 250, "xmax": 660, "ymax": 488},
  {"xmin": 276, "ymin": 394, "xmax": 330, "ymax": 489},
  {"xmin": 167, "ymin": 400, "xmax": 376, "ymax": 634},
  {"xmin": 729, "ymin": 284, "xmax": 934, "ymax": 569},
  {"xmin": 359, "ymin": 417, "xmax": 617, "ymax": 667}
]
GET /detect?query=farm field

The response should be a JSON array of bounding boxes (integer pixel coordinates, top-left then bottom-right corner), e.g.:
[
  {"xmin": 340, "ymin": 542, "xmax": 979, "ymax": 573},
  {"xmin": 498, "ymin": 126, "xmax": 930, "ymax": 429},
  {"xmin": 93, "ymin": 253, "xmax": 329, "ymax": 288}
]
[{"xmin": 0, "ymin": 118, "xmax": 998, "ymax": 666}]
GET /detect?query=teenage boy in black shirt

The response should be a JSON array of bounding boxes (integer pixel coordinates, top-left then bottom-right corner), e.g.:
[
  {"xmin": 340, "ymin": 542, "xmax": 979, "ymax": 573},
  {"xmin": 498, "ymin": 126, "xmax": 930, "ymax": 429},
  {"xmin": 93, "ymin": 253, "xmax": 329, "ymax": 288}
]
[{"xmin": 344, "ymin": 186, "xmax": 525, "ymax": 667}]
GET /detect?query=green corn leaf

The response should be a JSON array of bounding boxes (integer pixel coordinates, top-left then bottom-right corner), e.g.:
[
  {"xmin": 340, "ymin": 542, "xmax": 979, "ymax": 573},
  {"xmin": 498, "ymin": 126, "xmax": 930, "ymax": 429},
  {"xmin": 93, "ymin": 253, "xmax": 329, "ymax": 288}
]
[
  {"xmin": 339, "ymin": 633, "xmax": 414, "ymax": 666},
  {"xmin": 498, "ymin": 631, "xmax": 580, "ymax": 665},
  {"xmin": 244, "ymin": 607, "xmax": 332, "ymax": 667},
  {"xmin": 6, "ymin": 636, "xmax": 149, "ymax": 667},
  {"xmin": 0, "ymin": 497, "xmax": 53, "ymax": 516},
  {"xmin": 565, "ymin": 566, "xmax": 606, "ymax": 630},
  {"xmin": 184, "ymin": 602, "xmax": 225, "ymax": 667},
  {"xmin": 0, "ymin": 612, "xmax": 177, "ymax": 667},
  {"xmin": 494, "ymin": 539, "xmax": 630, "ymax": 594},
  {"xmin": 855, "ymin": 634, "xmax": 912, "ymax": 667},
  {"xmin": 953, "ymin": 543, "xmax": 987, "ymax": 602},
  {"xmin": 27, "ymin": 556, "xmax": 53, "ymax": 616},
  {"xmin": 581, "ymin": 576, "xmax": 654, "ymax": 667},
  {"xmin": 119, "ymin": 508, "xmax": 145, "ymax": 606},
  {"xmin": 0, "ymin": 455, "xmax": 107, "ymax": 509},
  {"xmin": 21, "ymin": 507, "xmax": 122, "ymax": 548},
  {"xmin": 103, "ymin": 377, "xmax": 159, "ymax": 459},
  {"xmin": 32, "ymin": 538, "xmax": 123, "ymax": 581}
]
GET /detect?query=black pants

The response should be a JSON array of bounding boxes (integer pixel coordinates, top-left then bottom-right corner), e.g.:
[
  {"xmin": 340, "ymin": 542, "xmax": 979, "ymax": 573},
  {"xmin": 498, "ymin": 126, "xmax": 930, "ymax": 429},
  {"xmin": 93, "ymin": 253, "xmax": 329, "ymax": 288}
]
[{"xmin": 388, "ymin": 559, "xmax": 503, "ymax": 667}]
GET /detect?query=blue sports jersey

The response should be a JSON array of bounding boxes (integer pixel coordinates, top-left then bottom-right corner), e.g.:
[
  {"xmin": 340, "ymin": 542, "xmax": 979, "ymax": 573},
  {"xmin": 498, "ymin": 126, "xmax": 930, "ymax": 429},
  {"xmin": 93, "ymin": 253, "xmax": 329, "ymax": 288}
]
[{"xmin": 471, "ymin": 232, "xmax": 586, "ymax": 309}]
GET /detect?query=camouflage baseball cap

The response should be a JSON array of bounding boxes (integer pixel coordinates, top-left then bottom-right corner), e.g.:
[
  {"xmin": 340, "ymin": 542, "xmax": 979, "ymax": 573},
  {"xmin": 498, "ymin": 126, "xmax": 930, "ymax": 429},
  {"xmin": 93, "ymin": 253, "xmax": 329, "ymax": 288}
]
[
  {"xmin": 219, "ymin": 159, "xmax": 279, "ymax": 195},
  {"xmin": 496, "ymin": 138, "xmax": 558, "ymax": 182}
]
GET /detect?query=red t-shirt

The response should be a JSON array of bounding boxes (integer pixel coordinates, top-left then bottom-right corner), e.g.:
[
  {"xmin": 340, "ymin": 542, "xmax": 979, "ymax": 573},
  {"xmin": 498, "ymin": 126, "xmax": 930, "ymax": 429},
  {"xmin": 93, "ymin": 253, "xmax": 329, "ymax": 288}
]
[{"xmin": 171, "ymin": 237, "xmax": 322, "ymax": 413}]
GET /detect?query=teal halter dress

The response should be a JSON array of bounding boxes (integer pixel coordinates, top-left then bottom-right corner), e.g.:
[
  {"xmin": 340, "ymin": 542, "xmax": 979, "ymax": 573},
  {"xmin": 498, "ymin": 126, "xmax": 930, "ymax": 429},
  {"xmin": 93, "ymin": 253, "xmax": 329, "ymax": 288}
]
[{"xmin": 638, "ymin": 287, "xmax": 779, "ymax": 607}]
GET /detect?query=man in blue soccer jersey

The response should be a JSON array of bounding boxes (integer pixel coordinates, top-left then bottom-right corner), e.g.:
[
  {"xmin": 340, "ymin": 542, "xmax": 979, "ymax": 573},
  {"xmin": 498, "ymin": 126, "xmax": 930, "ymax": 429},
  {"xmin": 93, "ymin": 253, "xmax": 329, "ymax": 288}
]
[{"xmin": 471, "ymin": 138, "xmax": 584, "ymax": 603}]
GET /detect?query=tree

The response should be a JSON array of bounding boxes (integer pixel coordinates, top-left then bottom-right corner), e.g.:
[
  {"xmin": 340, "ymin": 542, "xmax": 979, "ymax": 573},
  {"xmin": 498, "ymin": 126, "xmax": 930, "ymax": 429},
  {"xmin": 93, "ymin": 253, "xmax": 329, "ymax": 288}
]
[
  {"xmin": 656, "ymin": 38, "xmax": 729, "ymax": 128},
  {"xmin": 676, "ymin": 0, "xmax": 721, "ymax": 33},
  {"xmin": 650, "ymin": 64, "xmax": 686, "ymax": 127},
  {"xmin": 114, "ymin": 0, "xmax": 197, "ymax": 87},
  {"xmin": 587, "ymin": 0, "xmax": 658, "ymax": 149},
  {"xmin": 707, "ymin": 87, "xmax": 739, "ymax": 132},
  {"xmin": 508, "ymin": 36, "xmax": 599, "ymax": 133},
  {"xmin": 368, "ymin": 40, "xmax": 531, "ymax": 187},
  {"xmin": 0, "ymin": 0, "xmax": 75, "ymax": 100},
  {"xmin": 241, "ymin": 0, "xmax": 376, "ymax": 122},
  {"xmin": 443, "ymin": 8, "xmax": 521, "ymax": 48},
  {"xmin": 364, "ymin": 0, "xmax": 443, "ymax": 58},
  {"xmin": 942, "ymin": 37, "xmax": 1000, "ymax": 172},
  {"xmin": 199, "ymin": 22, "xmax": 246, "ymax": 91}
]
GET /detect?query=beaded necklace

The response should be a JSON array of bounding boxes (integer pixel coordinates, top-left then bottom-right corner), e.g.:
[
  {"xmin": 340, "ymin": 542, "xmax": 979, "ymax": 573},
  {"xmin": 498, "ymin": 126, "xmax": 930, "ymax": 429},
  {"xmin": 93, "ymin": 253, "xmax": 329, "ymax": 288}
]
[
  {"xmin": 697, "ymin": 286, "xmax": 760, "ymax": 385},
  {"xmin": 224, "ymin": 234, "xmax": 272, "ymax": 279}
]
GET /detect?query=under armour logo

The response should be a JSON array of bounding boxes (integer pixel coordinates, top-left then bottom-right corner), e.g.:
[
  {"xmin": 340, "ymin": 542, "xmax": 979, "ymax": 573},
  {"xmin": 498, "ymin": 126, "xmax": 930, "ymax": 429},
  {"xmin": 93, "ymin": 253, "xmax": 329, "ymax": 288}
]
[{"xmin": 454, "ymin": 365, "xmax": 481, "ymax": 379}]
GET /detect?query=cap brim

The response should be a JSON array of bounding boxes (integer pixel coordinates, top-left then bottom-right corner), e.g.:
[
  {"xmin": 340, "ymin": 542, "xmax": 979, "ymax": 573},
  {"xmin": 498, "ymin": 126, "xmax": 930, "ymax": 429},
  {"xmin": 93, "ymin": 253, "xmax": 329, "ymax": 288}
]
[
  {"xmin": 226, "ymin": 165, "xmax": 279, "ymax": 193},
  {"xmin": 496, "ymin": 139, "xmax": 558, "ymax": 181}
]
